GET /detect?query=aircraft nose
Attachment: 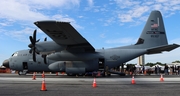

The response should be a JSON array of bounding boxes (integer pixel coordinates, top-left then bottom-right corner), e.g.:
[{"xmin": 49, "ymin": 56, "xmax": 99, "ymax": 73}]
[{"xmin": 2, "ymin": 59, "xmax": 9, "ymax": 68}]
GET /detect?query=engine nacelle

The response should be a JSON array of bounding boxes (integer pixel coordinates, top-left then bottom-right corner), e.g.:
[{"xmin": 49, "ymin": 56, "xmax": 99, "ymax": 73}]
[
  {"xmin": 48, "ymin": 61, "xmax": 66, "ymax": 72},
  {"xmin": 36, "ymin": 41, "xmax": 66, "ymax": 55},
  {"xmin": 48, "ymin": 60, "xmax": 99, "ymax": 74},
  {"xmin": 48, "ymin": 61, "xmax": 86, "ymax": 75}
]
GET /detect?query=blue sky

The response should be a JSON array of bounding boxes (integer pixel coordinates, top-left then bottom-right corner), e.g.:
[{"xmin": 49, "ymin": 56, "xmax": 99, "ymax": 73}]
[{"xmin": 0, "ymin": 0, "xmax": 180, "ymax": 65}]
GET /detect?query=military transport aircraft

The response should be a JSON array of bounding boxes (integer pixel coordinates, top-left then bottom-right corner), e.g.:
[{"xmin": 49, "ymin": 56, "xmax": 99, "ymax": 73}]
[{"xmin": 2, "ymin": 10, "xmax": 180, "ymax": 76}]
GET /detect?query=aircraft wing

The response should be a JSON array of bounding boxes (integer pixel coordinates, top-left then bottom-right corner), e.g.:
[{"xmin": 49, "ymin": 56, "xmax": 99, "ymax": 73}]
[
  {"xmin": 146, "ymin": 44, "xmax": 180, "ymax": 54},
  {"xmin": 34, "ymin": 21, "xmax": 95, "ymax": 52}
]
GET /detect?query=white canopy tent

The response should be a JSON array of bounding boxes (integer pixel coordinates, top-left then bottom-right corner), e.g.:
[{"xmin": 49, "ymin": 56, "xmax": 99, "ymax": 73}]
[
  {"xmin": 152, "ymin": 64, "xmax": 163, "ymax": 68},
  {"xmin": 135, "ymin": 64, "xmax": 141, "ymax": 68}
]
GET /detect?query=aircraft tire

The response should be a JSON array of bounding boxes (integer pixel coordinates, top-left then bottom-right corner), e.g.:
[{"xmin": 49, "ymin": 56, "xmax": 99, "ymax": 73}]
[
  {"xmin": 18, "ymin": 71, "xmax": 22, "ymax": 75},
  {"xmin": 119, "ymin": 73, "xmax": 126, "ymax": 76},
  {"xmin": 18, "ymin": 71, "xmax": 27, "ymax": 75},
  {"xmin": 107, "ymin": 73, "xmax": 111, "ymax": 76}
]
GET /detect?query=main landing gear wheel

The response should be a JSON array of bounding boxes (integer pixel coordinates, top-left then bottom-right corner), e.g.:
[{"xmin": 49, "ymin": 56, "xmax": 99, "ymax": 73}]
[{"xmin": 18, "ymin": 71, "xmax": 27, "ymax": 75}]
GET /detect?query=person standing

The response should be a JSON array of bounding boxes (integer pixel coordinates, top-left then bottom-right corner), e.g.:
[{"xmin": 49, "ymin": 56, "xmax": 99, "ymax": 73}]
[
  {"xmin": 175, "ymin": 65, "xmax": 178, "ymax": 75},
  {"xmin": 133, "ymin": 66, "xmax": 136, "ymax": 75},
  {"xmin": 155, "ymin": 66, "xmax": 157, "ymax": 75},
  {"xmin": 178, "ymin": 66, "xmax": 180, "ymax": 76},
  {"xmin": 172, "ymin": 66, "xmax": 174, "ymax": 75},
  {"xmin": 157, "ymin": 65, "xmax": 159, "ymax": 75},
  {"xmin": 164, "ymin": 64, "xmax": 169, "ymax": 75},
  {"xmin": 126, "ymin": 65, "xmax": 129, "ymax": 75}
]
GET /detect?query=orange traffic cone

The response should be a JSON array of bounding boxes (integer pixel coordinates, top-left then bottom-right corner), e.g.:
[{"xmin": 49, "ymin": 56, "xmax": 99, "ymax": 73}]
[
  {"xmin": 40, "ymin": 71, "xmax": 47, "ymax": 91},
  {"xmin": 92, "ymin": 78, "xmax": 97, "ymax": 88},
  {"xmin": 160, "ymin": 74, "xmax": 164, "ymax": 82},
  {"xmin": 131, "ymin": 75, "xmax": 136, "ymax": 84},
  {"xmin": 32, "ymin": 72, "xmax": 36, "ymax": 80},
  {"xmin": 56, "ymin": 72, "xmax": 58, "ymax": 76}
]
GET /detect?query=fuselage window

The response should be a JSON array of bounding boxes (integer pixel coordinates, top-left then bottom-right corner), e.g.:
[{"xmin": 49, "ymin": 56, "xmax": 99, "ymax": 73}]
[
  {"xmin": 12, "ymin": 52, "xmax": 18, "ymax": 57},
  {"xmin": 23, "ymin": 54, "xmax": 27, "ymax": 56}
]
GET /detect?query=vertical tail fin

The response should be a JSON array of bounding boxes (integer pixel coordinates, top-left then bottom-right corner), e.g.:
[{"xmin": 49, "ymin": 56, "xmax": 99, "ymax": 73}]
[{"xmin": 135, "ymin": 10, "xmax": 168, "ymax": 48}]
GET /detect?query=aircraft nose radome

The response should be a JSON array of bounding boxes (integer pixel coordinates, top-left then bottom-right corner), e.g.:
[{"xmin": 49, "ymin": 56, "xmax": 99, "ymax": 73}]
[{"xmin": 2, "ymin": 59, "xmax": 9, "ymax": 68}]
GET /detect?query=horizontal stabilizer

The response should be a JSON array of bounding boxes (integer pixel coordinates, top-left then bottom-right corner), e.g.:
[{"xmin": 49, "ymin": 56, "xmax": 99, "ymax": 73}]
[{"xmin": 146, "ymin": 44, "xmax": 180, "ymax": 54}]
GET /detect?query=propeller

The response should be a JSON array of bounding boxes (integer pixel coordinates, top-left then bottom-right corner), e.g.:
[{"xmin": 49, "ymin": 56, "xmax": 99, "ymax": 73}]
[
  {"xmin": 42, "ymin": 55, "xmax": 47, "ymax": 64},
  {"xmin": 28, "ymin": 30, "xmax": 39, "ymax": 62},
  {"xmin": 28, "ymin": 30, "xmax": 48, "ymax": 64}
]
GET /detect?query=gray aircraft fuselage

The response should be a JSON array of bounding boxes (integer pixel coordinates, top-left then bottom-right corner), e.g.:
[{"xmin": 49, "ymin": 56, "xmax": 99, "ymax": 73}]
[{"xmin": 3, "ymin": 46, "xmax": 146, "ymax": 73}]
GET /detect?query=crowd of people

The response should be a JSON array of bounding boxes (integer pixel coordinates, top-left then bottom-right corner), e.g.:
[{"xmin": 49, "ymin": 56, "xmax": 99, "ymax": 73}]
[
  {"xmin": 162, "ymin": 64, "xmax": 180, "ymax": 75},
  {"xmin": 116, "ymin": 64, "xmax": 180, "ymax": 75}
]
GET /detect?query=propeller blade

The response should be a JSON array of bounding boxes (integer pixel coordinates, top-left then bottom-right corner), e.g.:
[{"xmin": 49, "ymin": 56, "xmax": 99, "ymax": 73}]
[
  {"xmin": 36, "ymin": 39, "xmax": 40, "ymax": 42},
  {"xmin": 32, "ymin": 48, "xmax": 36, "ymax": 62},
  {"xmin": 44, "ymin": 37, "xmax": 47, "ymax": 41},
  {"xmin": 29, "ymin": 36, "xmax": 34, "ymax": 45},
  {"xmin": 33, "ymin": 29, "xmax": 37, "ymax": 43}
]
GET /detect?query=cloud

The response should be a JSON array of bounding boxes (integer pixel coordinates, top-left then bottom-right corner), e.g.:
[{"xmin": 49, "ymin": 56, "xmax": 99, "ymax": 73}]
[
  {"xmin": 99, "ymin": 33, "xmax": 106, "ymax": 38},
  {"xmin": 0, "ymin": 0, "xmax": 83, "ymax": 42},
  {"xmin": 0, "ymin": 22, "xmax": 10, "ymax": 27},
  {"xmin": 0, "ymin": 1, "xmax": 49, "ymax": 22},
  {"xmin": 22, "ymin": 0, "xmax": 80, "ymax": 9},
  {"xmin": 3, "ymin": 27, "xmax": 35, "ymax": 42},
  {"xmin": 0, "ymin": 0, "xmax": 81, "ymax": 22},
  {"xmin": 118, "ymin": 5, "xmax": 149, "ymax": 23},
  {"xmin": 1, "ymin": 0, "xmax": 180, "ymax": 44},
  {"xmin": 118, "ymin": 14, "xmax": 133, "ymax": 22},
  {"xmin": 115, "ymin": 0, "xmax": 140, "ymax": 9},
  {"xmin": 103, "ymin": 17, "xmax": 116, "ymax": 26},
  {"xmin": 84, "ymin": 0, "xmax": 95, "ymax": 11},
  {"xmin": 78, "ymin": 16, "xmax": 84, "ymax": 18},
  {"xmin": 170, "ymin": 38, "xmax": 180, "ymax": 44},
  {"xmin": 87, "ymin": 0, "xmax": 94, "ymax": 7},
  {"xmin": 105, "ymin": 37, "xmax": 137, "ymax": 44},
  {"xmin": 156, "ymin": 0, "xmax": 168, "ymax": 3},
  {"xmin": 51, "ymin": 14, "xmax": 83, "ymax": 29},
  {"xmin": 114, "ymin": 0, "xmax": 180, "ymax": 25}
]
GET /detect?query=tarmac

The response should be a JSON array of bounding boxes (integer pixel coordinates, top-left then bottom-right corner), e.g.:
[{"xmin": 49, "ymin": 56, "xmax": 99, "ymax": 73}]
[{"xmin": 0, "ymin": 73, "xmax": 180, "ymax": 96}]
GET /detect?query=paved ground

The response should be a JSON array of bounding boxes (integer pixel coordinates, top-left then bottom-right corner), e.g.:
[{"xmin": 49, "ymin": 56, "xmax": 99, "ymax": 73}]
[{"xmin": 0, "ymin": 73, "xmax": 180, "ymax": 96}]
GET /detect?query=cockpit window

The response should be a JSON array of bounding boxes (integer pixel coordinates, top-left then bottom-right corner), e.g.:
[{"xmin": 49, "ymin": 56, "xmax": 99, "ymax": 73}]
[{"xmin": 12, "ymin": 52, "xmax": 18, "ymax": 57}]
